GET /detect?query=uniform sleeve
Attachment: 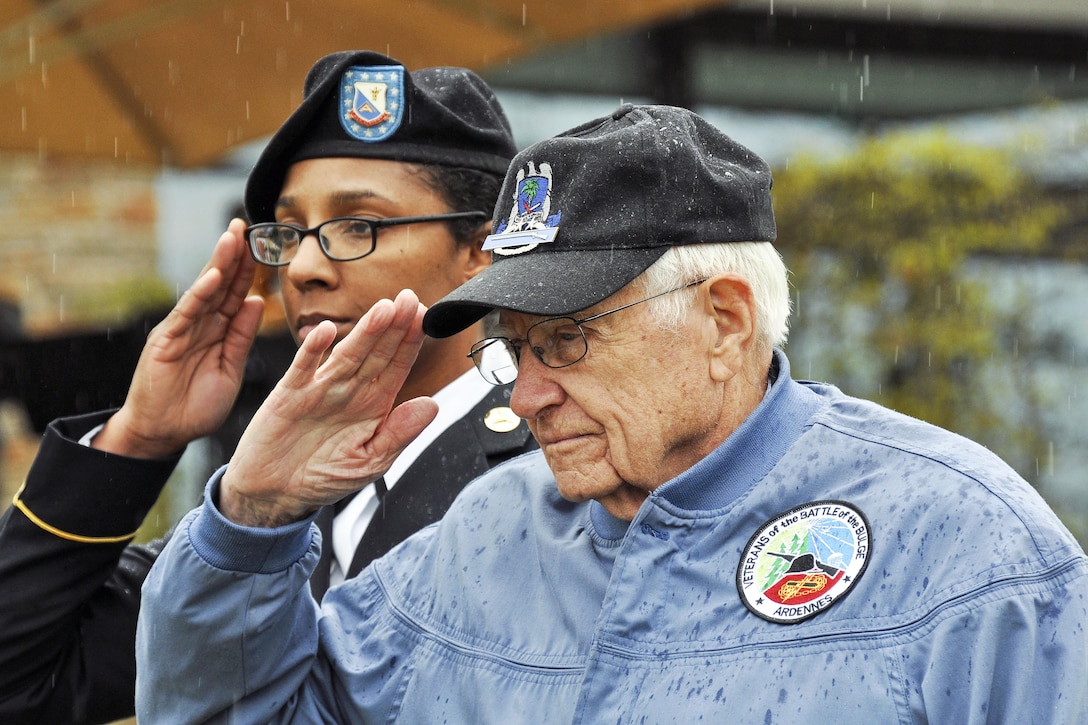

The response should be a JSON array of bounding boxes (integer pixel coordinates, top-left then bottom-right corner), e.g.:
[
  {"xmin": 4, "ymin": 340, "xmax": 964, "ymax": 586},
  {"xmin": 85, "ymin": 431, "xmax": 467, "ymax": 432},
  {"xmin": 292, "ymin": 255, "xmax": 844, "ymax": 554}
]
[
  {"xmin": 136, "ymin": 473, "xmax": 328, "ymax": 724},
  {"xmin": 901, "ymin": 557, "xmax": 1088, "ymax": 723},
  {"xmin": 0, "ymin": 412, "xmax": 180, "ymax": 725}
]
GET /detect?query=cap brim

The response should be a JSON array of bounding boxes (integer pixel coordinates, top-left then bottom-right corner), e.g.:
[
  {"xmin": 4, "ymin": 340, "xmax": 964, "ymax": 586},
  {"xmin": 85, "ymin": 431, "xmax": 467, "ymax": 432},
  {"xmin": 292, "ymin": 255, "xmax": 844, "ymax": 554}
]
[{"xmin": 422, "ymin": 246, "xmax": 667, "ymax": 338}]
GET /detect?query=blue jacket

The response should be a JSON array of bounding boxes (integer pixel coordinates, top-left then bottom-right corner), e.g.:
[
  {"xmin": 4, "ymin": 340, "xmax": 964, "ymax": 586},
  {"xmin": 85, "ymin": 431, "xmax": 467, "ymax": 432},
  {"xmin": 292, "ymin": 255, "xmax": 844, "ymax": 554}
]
[{"xmin": 137, "ymin": 353, "xmax": 1088, "ymax": 724}]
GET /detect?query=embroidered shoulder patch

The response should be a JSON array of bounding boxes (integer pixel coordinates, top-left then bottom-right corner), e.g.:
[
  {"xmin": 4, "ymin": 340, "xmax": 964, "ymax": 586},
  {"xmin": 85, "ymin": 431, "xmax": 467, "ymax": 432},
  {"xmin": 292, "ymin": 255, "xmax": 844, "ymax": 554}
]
[{"xmin": 737, "ymin": 500, "xmax": 870, "ymax": 624}]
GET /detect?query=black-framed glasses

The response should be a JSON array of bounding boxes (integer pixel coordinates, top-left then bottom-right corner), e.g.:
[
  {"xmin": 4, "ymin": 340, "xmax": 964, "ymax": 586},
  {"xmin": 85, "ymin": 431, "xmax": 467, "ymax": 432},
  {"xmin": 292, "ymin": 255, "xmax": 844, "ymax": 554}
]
[
  {"xmin": 245, "ymin": 211, "xmax": 489, "ymax": 266},
  {"xmin": 468, "ymin": 279, "xmax": 707, "ymax": 385}
]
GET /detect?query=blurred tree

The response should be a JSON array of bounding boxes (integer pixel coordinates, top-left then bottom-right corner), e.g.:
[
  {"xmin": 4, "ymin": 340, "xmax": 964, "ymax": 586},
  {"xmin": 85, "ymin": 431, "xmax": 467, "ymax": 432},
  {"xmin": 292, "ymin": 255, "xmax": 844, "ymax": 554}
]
[
  {"xmin": 69, "ymin": 276, "xmax": 175, "ymax": 328},
  {"xmin": 773, "ymin": 131, "xmax": 1069, "ymax": 483}
]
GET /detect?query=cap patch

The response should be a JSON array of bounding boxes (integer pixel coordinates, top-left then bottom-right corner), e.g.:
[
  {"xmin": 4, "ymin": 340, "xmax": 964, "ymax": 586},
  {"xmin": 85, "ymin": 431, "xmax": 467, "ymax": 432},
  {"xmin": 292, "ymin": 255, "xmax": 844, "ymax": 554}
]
[
  {"xmin": 340, "ymin": 65, "xmax": 404, "ymax": 141},
  {"xmin": 483, "ymin": 161, "xmax": 562, "ymax": 254},
  {"xmin": 737, "ymin": 500, "xmax": 870, "ymax": 624}
]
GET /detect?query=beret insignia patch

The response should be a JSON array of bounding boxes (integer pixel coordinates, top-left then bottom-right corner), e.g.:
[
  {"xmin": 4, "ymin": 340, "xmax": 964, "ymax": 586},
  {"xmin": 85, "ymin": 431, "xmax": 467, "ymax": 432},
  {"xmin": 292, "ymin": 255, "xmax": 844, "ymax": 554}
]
[{"xmin": 340, "ymin": 65, "xmax": 404, "ymax": 142}]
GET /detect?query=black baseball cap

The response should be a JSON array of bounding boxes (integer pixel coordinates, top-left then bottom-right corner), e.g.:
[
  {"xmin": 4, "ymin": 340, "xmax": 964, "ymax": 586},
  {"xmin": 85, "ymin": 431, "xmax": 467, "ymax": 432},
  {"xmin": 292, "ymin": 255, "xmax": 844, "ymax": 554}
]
[
  {"xmin": 422, "ymin": 104, "xmax": 777, "ymax": 339},
  {"xmin": 244, "ymin": 50, "xmax": 516, "ymax": 223}
]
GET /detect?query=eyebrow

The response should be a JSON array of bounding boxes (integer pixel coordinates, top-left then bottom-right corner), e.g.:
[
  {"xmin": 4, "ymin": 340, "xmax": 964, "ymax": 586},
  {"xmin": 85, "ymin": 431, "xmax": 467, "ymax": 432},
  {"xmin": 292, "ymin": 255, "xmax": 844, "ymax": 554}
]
[{"xmin": 274, "ymin": 189, "xmax": 392, "ymax": 214}]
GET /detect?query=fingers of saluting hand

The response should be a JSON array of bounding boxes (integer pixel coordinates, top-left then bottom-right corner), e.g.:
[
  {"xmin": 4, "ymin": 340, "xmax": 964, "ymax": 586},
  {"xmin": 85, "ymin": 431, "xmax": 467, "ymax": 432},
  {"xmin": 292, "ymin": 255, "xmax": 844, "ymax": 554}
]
[
  {"xmin": 286, "ymin": 289, "xmax": 425, "ymax": 396},
  {"xmin": 105, "ymin": 223, "xmax": 263, "ymax": 458},
  {"xmin": 154, "ymin": 222, "xmax": 263, "ymax": 360},
  {"xmin": 378, "ymin": 396, "xmax": 440, "ymax": 463},
  {"xmin": 175, "ymin": 219, "xmax": 257, "ymax": 327},
  {"xmin": 220, "ymin": 291, "xmax": 435, "ymax": 527},
  {"xmin": 278, "ymin": 290, "xmax": 430, "ymax": 469},
  {"xmin": 322, "ymin": 289, "xmax": 424, "ymax": 384},
  {"xmin": 217, "ymin": 218, "xmax": 260, "ymax": 316}
]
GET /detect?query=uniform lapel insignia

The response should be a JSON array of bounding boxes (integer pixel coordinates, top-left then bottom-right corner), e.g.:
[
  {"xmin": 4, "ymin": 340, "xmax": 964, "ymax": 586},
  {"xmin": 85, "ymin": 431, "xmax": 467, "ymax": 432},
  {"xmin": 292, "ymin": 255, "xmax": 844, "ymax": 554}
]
[{"xmin": 483, "ymin": 406, "xmax": 522, "ymax": 433}]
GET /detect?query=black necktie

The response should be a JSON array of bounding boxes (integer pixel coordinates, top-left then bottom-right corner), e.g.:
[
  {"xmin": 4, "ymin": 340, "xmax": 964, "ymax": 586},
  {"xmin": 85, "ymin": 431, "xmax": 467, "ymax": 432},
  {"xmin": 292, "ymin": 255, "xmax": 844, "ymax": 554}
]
[{"xmin": 333, "ymin": 477, "xmax": 386, "ymax": 515}]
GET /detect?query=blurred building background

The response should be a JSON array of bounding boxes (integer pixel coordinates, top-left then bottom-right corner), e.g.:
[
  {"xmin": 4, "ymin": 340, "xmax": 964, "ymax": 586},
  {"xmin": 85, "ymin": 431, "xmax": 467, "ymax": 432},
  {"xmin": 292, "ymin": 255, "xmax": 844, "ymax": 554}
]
[{"xmin": 2, "ymin": 0, "xmax": 1087, "ymax": 551}]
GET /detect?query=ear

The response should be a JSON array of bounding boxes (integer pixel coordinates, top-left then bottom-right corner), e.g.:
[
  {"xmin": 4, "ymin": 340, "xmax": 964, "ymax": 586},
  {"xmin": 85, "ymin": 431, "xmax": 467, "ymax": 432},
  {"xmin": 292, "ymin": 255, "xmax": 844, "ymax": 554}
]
[
  {"xmin": 459, "ymin": 221, "xmax": 492, "ymax": 282},
  {"xmin": 702, "ymin": 274, "xmax": 757, "ymax": 383}
]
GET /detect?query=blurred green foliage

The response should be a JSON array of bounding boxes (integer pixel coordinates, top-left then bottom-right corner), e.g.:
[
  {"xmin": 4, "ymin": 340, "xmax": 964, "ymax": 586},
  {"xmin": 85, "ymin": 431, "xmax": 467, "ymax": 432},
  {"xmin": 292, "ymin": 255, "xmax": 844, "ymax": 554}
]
[
  {"xmin": 773, "ymin": 130, "xmax": 1070, "ymax": 492},
  {"xmin": 68, "ymin": 276, "xmax": 175, "ymax": 327}
]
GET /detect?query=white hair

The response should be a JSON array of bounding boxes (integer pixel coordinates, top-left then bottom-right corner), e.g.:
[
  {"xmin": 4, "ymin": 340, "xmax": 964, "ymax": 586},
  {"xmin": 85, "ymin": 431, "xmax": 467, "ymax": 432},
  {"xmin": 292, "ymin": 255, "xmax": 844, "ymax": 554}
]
[{"xmin": 638, "ymin": 242, "xmax": 791, "ymax": 352}]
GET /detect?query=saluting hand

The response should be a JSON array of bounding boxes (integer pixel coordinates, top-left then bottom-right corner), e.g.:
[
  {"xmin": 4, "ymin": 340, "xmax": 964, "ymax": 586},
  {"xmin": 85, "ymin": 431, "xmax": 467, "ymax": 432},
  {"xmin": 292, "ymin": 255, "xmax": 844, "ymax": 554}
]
[
  {"xmin": 95, "ymin": 218, "xmax": 265, "ymax": 459},
  {"xmin": 219, "ymin": 289, "xmax": 439, "ymax": 528}
]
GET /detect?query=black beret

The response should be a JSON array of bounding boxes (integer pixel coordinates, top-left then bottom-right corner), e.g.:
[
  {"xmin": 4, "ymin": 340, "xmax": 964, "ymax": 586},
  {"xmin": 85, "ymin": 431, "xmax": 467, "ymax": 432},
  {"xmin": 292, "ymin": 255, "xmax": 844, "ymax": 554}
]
[{"xmin": 244, "ymin": 50, "xmax": 516, "ymax": 223}]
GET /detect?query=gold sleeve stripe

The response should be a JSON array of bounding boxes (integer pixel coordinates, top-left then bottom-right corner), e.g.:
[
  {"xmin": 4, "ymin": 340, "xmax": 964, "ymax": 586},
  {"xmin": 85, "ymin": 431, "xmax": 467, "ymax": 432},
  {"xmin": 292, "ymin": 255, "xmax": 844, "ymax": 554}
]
[{"xmin": 11, "ymin": 483, "xmax": 139, "ymax": 544}]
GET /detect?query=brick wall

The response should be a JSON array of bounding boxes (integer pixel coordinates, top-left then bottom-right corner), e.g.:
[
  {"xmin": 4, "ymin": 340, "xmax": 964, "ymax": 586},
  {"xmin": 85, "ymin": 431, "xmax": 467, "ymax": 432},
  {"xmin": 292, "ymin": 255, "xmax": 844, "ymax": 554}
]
[
  {"xmin": 0, "ymin": 152, "xmax": 160, "ymax": 335},
  {"xmin": 0, "ymin": 152, "xmax": 160, "ymax": 503}
]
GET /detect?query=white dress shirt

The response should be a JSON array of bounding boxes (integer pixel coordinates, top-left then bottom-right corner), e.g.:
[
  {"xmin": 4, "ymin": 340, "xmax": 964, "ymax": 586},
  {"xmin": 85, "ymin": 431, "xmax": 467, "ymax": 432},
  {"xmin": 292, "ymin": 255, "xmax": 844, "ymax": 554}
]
[{"xmin": 328, "ymin": 368, "xmax": 493, "ymax": 585}]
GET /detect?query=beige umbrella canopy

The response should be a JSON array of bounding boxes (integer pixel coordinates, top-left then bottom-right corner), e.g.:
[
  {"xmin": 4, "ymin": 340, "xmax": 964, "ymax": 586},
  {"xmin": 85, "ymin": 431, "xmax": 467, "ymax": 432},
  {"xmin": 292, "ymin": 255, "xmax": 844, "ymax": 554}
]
[{"xmin": 1, "ymin": 0, "xmax": 726, "ymax": 168}]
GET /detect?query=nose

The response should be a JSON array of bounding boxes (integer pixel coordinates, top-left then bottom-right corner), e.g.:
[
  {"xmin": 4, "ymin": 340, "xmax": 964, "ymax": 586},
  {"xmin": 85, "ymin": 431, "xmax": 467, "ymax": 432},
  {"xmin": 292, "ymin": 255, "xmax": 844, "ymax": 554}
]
[
  {"xmin": 509, "ymin": 349, "xmax": 565, "ymax": 421},
  {"xmin": 284, "ymin": 232, "xmax": 337, "ymax": 289}
]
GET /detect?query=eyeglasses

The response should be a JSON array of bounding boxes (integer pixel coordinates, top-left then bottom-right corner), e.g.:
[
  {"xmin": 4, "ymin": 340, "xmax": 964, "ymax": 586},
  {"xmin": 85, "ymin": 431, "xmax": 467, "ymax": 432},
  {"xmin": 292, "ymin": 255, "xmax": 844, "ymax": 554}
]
[
  {"xmin": 468, "ymin": 279, "xmax": 706, "ymax": 385},
  {"xmin": 245, "ymin": 211, "xmax": 489, "ymax": 267}
]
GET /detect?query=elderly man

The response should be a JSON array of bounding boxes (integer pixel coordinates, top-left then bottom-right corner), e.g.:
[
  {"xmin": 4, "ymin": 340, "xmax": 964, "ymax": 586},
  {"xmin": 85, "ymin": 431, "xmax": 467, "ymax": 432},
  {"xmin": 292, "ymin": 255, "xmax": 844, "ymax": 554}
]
[{"xmin": 136, "ymin": 105, "xmax": 1087, "ymax": 723}]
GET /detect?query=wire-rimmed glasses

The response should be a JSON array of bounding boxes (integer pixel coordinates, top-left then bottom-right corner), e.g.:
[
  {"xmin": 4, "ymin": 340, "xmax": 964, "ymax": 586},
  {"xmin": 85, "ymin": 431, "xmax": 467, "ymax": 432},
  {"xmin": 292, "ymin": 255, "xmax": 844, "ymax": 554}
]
[
  {"xmin": 468, "ymin": 279, "xmax": 706, "ymax": 384},
  {"xmin": 245, "ymin": 211, "xmax": 489, "ymax": 266}
]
